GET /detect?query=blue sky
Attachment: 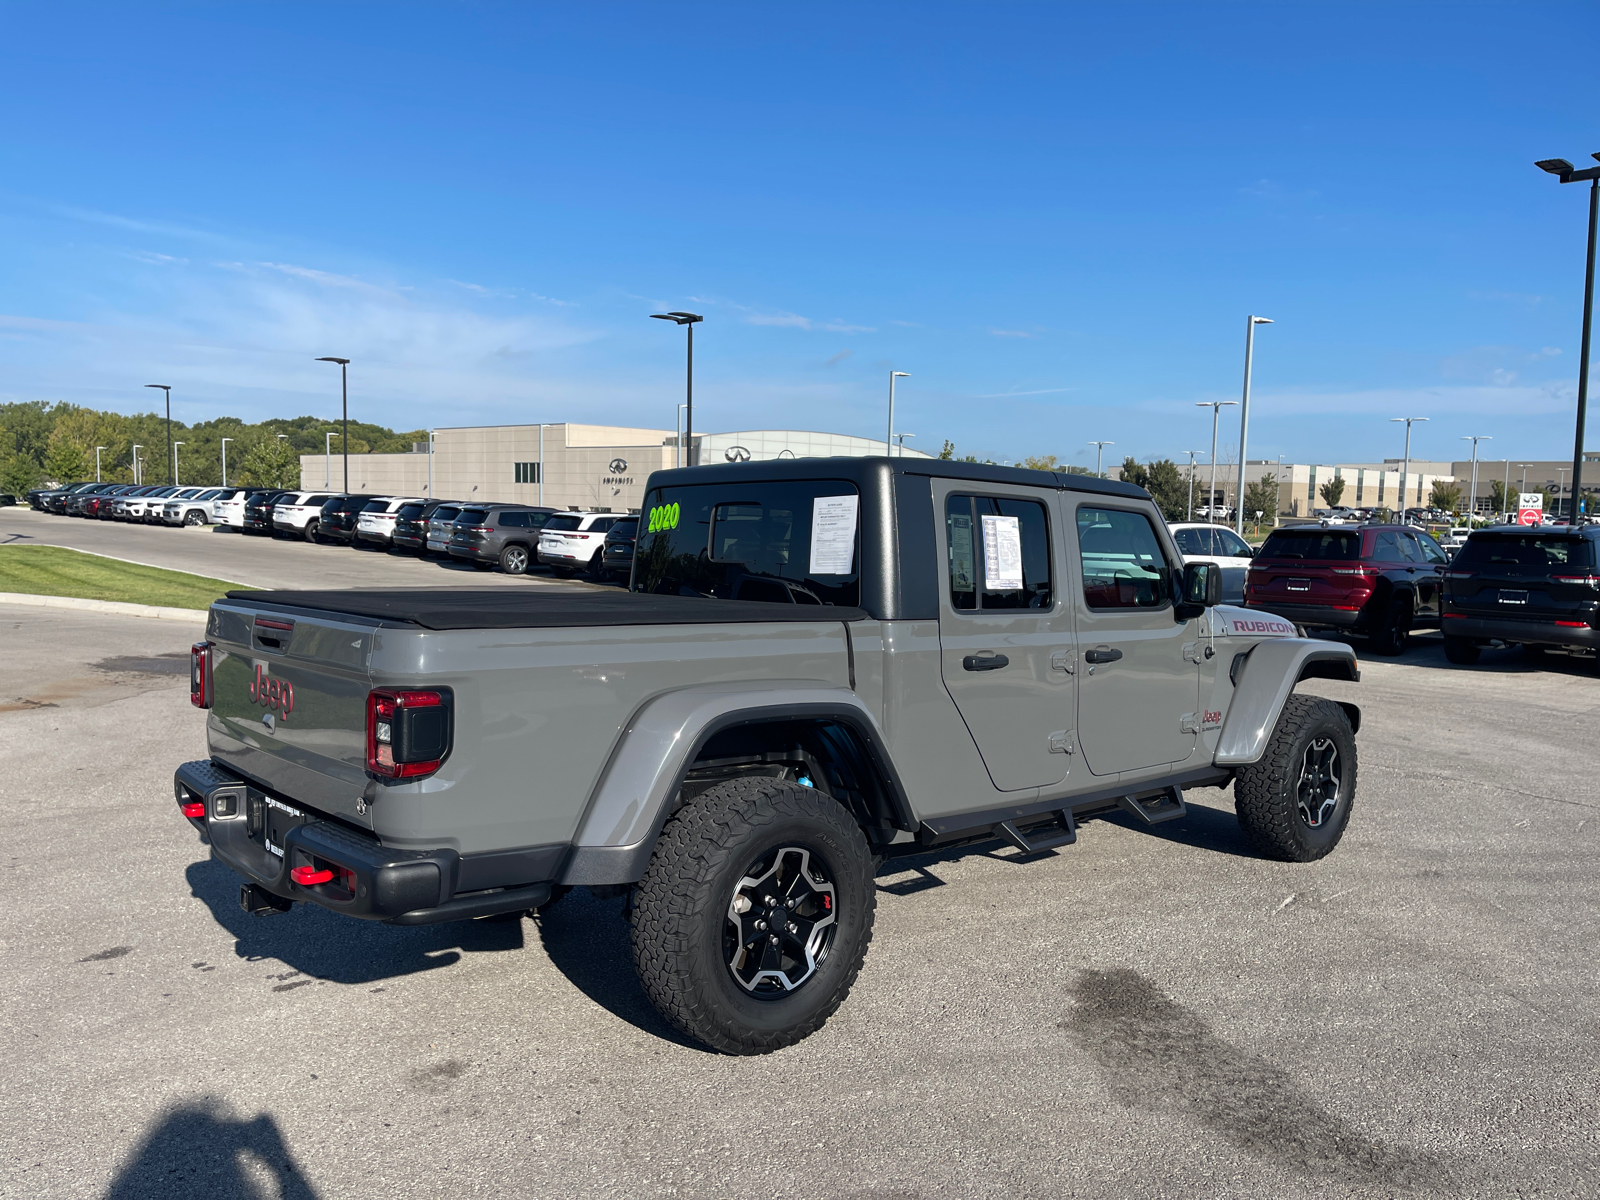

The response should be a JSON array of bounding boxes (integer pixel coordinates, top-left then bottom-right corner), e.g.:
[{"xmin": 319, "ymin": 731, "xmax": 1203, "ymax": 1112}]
[{"xmin": 1, "ymin": 2, "xmax": 1595, "ymax": 472}]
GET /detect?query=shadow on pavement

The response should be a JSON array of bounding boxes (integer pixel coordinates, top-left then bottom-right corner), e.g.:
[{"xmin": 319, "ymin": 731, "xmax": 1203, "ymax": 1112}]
[
  {"xmin": 103, "ymin": 1100, "xmax": 319, "ymax": 1199},
  {"xmin": 534, "ymin": 889, "xmax": 706, "ymax": 1051},
  {"xmin": 186, "ymin": 859, "xmax": 526, "ymax": 985}
]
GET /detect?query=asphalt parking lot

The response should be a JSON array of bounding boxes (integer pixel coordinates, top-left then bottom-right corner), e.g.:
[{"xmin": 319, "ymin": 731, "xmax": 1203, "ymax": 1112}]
[{"xmin": 3, "ymin": 587, "xmax": 1598, "ymax": 1197}]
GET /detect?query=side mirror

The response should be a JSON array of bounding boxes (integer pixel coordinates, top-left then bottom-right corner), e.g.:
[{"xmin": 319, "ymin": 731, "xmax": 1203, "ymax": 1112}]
[{"xmin": 1175, "ymin": 561, "xmax": 1221, "ymax": 619}]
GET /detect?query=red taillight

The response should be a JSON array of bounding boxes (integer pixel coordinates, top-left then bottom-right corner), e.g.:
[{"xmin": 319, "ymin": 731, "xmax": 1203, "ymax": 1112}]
[
  {"xmin": 181, "ymin": 801, "xmax": 206, "ymax": 818},
  {"xmin": 190, "ymin": 642, "xmax": 212, "ymax": 709},
  {"xmin": 290, "ymin": 866, "xmax": 335, "ymax": 886},
  {"xmin": 1551, "ymin": 575, "xmax": 1600, "ymax": 589},
  {"xmin": 1554, "ymin": 620, "xmax": 1589, "ymax": 627},
  {"xmin": 366, "ymin": 688, "xmax": 451, "ymax": 779}
]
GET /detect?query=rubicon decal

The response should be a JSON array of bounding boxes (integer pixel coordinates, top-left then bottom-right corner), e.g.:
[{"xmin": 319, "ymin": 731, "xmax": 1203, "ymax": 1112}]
[
  {"xmin": 1232, "ymin": 618, "xmax": 1295, "ymax": 636},
  {"xmin": 247, "ymin": 664, "xmax": 294, "ymax": 720}
]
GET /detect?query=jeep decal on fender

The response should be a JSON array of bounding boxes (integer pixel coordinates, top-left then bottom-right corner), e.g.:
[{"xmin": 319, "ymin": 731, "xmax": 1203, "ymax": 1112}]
[{"xmin": 247, "ymin": 663, "xmax": 294, "ymax": 720}]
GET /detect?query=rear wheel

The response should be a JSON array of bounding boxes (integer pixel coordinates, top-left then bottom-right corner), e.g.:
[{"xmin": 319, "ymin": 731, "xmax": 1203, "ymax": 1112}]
[
  {"xmin": 630, "ymin": 777, "xmax": 876, "ymax": 1055},
  {"xmin": 1443, "ymin": 636, "xmax": 1480, "ymax": 665},
  {"xmin": 302, "ymin": 520, "xmax": 320, "ymax": 543},
  {"xmin": 584, "ymin": 550, "xmax": 605, "ymax": 579},
  {"xmin": 499, "ymin": 544, "xmax": 530, "ymax": 575},
  {"xmin": 1234, "ymin": 695, "xmax": 1357, "ymax": 862},
  {"xmin": 1370, "ymin": 593, "xmax": 1412, "ymax": 656}
]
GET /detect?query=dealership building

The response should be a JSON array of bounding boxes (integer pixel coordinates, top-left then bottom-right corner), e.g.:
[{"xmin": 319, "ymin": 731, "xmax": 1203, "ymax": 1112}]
[{"xmin": 299, "ymin": 423, "xmax": 930, "ymax": 512}]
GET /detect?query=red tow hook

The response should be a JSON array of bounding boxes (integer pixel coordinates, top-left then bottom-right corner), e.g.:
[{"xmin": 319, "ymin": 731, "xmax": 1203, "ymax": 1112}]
[
  {"xmin": 290, "ymin": 866, "xmax": 334, "ymax": 886},
  {"xmin": 181, "ymin": 801, "xmax": 206, "ymax": 819}
]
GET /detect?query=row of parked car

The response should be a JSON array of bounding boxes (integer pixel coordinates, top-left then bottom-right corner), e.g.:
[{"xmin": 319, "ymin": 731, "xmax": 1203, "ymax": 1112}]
[{"xmin": 26, "ymin": 481, "xmax": 641, "ymax": 581}]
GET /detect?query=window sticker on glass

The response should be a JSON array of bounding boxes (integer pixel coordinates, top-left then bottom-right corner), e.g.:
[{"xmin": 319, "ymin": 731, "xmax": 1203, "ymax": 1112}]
[
  {"xmin": 981, "ymin": 513, "xmax": 1024, "ymax": 591},
  {"xmin": 808, "ymin": 495, "xmax": 859, "ymax": 575},
  {"xmin": 948, "ymin": 509, "xmax": 975, "ymax": 595}
]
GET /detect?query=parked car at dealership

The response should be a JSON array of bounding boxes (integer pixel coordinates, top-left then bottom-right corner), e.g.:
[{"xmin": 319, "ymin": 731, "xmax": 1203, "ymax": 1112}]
[
  {"xmin": 243, "ymin": 491, "xmax": 294, "ymax": 535},
  {"xmin": 116, "ymin": 486, "xmax": 175, "ymax": 522},
  {"xmin": 1168, "ymin": 521, "xmax": 1254, "ymax": 603},
  {"xmin": 356, "ymin": 497, "xmax": 425, "ymax": 549},
  {"xmin": 1440, "ymin": 525, "xmax": 1599, "ymax": 669},
  {"xmin": 161, "ymin": 488, "xmax": 225, "ymax": 526},
  {"xmin": 45, "ymin": 483, "xmax": 98, "ymax": 514},
  {"xmin": 315, "ymin": 494, "xmax": 376, "ymax": 545},
  {"xmin": 81, "ymin": 486, "xmax": 136, "ymax": 519},
  {"xmin": 448, "ymin": 504, "xmax": 557, "ymax": 574},
  {"xmin": 423, "ymin": 503, "xmax": 465, "ymax": 556},
  {"xmin": 271, "ymin": 491, "xmax": 340, "ymax": 541},
  {"xmin": 1245, "ymin": 523, "xmax": 1451, "ymax": 655},
  {"xmin": 211, "ymin": 488, "xmax": 274, "ymax": 530},
  {"xmin": 65, "ymin": 483, "xmax": 119, "ymax": 516},
  {"xmin": 537, "ymin": 511, "xmax": 623, "ymax": 577},
  {"xmin": 600, "ymin": 516, "xmax": 639, "ymax": 582},
  {"xmin": 391, "ymin": 499, "xmax": 456, "ymax": 554}
]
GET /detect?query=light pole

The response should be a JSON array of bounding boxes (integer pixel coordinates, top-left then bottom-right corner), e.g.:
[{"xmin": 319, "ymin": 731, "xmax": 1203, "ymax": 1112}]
[
  {"xmin": 1390, "ymin": 416, "xmax": 1429, "ymax": 518},
  {"xmin": 650, "ymin": 313, "xmax": 703, "ymax": 465},
  {"xmin": 427, "ymin": 429, "xmax": 435, "ymax": 499},
  {"xmin": 1182, "ymin": 450, "xmax": 1201, "ymax": 520},
  {"xmin": 131, "ymin": 445, "xmax": 142, "ymax": 486},
  {"xmin": 221, "ymin": 437, "xmax": 233, "ymax": 488},
  {"xmin": 895, "ymin": 433, "xmax": 916, "ymax": 456},
  {"xmin": 886, "ymin": 372, "xmax": 910, "ymax": 457},
  {"xmin": 1195, "ymin": 401, "xmax": 1237, "ymax": 520},
  {"xmin": 1557, "ymin": 467, "xmax": 1570, "ymax": 519},
  {"xmin": 95, "ymin": 446, "xmax": 106, "ymax": 482},
  {"xmin": 1235, "ymin": 315, "xmax": 1274, "ymax": 536},
  {"xmin": 145, "ymin": 384, "xmax": 172, "ymax": 483},
  {"xmin": 676, "ymin": 404, "xmax": 688, "ymax": 469},
  {"xmin": 1461, "ymin": 435, "xmax": 1490, "ymax": 524},
  {"xmin": 325, "ymin": 432, "xmax": 337, "ymax": 487},
  {"xmin": 172, "ymin": 441, "xmax": 184, "ymax": 487},
  {"xmin": 315, "ymin": 357, "xmax": 351, "ymax": 492},
  {"xmin": 1089, "ymin": 441, "xmax": 1114, "ymax": 479},
  {"xmin": 1502, "ymin": 459, "xmax": 1511, "ymax": 520},
  {"xmin": 1535, "ymin": 154, "xmax": 1599, "ymax": 523}
]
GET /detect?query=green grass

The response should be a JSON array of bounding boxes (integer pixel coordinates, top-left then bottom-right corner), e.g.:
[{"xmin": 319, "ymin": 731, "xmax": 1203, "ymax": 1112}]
[{"xmin": 0, "ymin": 546, "xmax": 253, "ymax": 610}]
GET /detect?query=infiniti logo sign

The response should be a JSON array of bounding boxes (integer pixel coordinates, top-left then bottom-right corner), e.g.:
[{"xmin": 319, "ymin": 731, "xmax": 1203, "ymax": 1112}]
[
  {"xmin": 609, "ymin": 458, "xmax": 629, "ymax": 473},
  {"xmin": 725, "ymin": 445, "xmax": 751, "ymax": 463}
]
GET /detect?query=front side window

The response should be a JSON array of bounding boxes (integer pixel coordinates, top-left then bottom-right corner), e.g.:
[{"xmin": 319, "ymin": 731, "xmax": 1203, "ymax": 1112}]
[
  {"xmin": 1219, "ymin": 529, "xmax": 1253, "ymax": 557},
  {"xmin": 633, "ymin": 480, "xmax": 860, "ymax": 606},
  {"xmin": 945, "ymin": 494, "xmax": 1053, "ymax": 611},
  {"xmin": 1414, "ymin": 533, "xmax": 1449, "ymax": 565},
  {"xmin": 1077, "ymin": 507, "xmax": 1172, "ymax": 609}
]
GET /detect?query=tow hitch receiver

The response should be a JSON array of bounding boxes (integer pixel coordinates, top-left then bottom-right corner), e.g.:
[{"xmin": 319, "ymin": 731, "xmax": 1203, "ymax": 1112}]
[{"xmin": 240, "ymin": 884, "xmax": 293, "ymax": 916}]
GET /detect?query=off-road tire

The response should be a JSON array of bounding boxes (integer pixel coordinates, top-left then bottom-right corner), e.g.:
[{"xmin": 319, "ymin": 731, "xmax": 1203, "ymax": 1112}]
[
  {"xmin": 1443, "ymin": 636, "xmax": 1480, "ymax": 665},
  {"xmin": 630, "ymin": 777, "xmax": 876, "ymax": 1055},
  {"xmin": 1234, "ymin": 695, "xmax": 1357, "ymax": 862},
  {"xmin": 1370, "ymin": 593, "xmax": 1412, "ymax": 656}
]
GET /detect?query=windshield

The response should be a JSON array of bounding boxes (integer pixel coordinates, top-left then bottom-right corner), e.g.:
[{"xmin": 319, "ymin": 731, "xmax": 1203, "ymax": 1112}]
[
  {"xmin": 361, "ymin": 500, "xmax": 389, "ymax": 513},
  {"xmin": 458, "ymin": 508, "xmax": 490, "ymax": 524},
  {"xmin": 430, "ymin": 506, "xmax": 460, "ymax": 523},
  {"xmin": 397, "ymin": 503, "xmax": 425, "ymax": 519},
  {"xmin": 1455, "ymin": 534, "xmax": 1593, "ymax": 573},
  {"xmin": 1258, "ymin": 529, "xmax": 1363, "ymax": 561},
  {"xmin": 632, "ymin": 480, "xmax": 861, "ymax": 606},
  {"xmin": 544, "ymin": 514, "xmax": 584, "ymax": 532}
]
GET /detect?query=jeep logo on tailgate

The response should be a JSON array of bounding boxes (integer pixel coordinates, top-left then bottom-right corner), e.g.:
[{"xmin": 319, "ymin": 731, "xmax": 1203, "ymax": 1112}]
[{"xmin": 247, "ymin": 664, "xmax": 294, "ymax": 721}]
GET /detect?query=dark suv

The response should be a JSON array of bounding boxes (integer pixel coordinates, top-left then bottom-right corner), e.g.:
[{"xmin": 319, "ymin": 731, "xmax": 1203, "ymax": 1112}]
[
  {"xmin": 243, "ymin": 491, "xmax": 293, "ymax": 535},
  {"xmin": 391, "ymin": 499, "xmax": 455, "ymax": 554},
  {"xmin": 447, "ymin": 504, "xmax": 557, "ymax": 574},
  {"xmin": 316, "ymin": 494, "xmax": 374, "ymax": 545},
  {"xmin": 1441, "ymin": 525, "xmax": 1599, "ymax": 668},
  {"xmin": 600, "ymin": 516, "xmax": 639, "ymax": 582},
  {"xmin": 1244, "ymin": 523, "xmax": 1451, "ymax": 655}
]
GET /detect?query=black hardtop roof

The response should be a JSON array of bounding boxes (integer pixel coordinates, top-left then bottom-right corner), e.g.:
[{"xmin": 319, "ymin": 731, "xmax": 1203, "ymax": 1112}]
[{"xmin": 645, "ymin": 455, "xmax": 1149, "ymax": 500}]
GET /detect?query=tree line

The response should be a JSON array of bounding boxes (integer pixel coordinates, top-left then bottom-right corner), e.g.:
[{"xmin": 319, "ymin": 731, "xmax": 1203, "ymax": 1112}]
[{"xmin": 0, "ymin": 402, "xmax": 426, "ymax": 495}]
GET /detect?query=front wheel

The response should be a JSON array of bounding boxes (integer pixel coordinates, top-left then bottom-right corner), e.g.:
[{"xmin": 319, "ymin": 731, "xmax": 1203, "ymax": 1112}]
[
  {"xmin": 1233, "ymin": 695, "xmax": 1357, "ymax": 862},
  {"xmin": 302, "ymin": 520, "xmax": 320, "ymax": 543},
  {"xmin": 630, "ymin": 777, "xmax": 876, "ymax": 1055},
  {"xmin": 183, "ymin": 509, "xmax": 207, "ymax": 527}
]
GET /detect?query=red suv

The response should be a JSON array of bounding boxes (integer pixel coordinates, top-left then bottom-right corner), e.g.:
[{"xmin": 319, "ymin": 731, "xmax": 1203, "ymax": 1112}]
[{"xmin": 1244, "ymin": 524, "xmax": 1451, "ymax": 654}]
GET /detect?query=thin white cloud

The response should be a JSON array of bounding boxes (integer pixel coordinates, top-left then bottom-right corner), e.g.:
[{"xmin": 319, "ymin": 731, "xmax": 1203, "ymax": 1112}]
[
  {"xmin": 823, "ymin": 321, "xmax": 875, "ymax": 334},
  {"xmin": 989, "ymin": 328, "xmax": 1035, "ymax": 338},
  {"xmin": 54, "ymin": 204, "xmax": 225, "ymax": 242},
  {"xmin": 747, "ymin": 311, "xmax": 813, "ymax": 329}
]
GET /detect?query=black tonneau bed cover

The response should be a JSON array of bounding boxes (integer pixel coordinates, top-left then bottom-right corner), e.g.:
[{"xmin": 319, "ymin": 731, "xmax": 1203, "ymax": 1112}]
[{"xmin": 223, "ymin": 588, "xmax": 868, "ymax": 631}]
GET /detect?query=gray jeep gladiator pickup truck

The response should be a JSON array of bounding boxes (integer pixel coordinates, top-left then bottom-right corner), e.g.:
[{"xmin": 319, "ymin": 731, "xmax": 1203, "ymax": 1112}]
[{"xmin": 174, "ymin": 457, "xmax": 1360, "ymax": 1053}]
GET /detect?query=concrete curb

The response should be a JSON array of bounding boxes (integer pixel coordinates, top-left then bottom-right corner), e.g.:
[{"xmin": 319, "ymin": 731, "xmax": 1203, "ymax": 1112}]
[{"xmin": 0, "ymin": 593, "xmax": 209, "ymax": 621}]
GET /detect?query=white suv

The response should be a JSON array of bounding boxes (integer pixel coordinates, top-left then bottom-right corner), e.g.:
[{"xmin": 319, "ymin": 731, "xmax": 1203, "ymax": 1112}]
[
  {"xmin": 161, "ymin": 488, "xmax": 224, "ymax": 526},
  {"xmin": 210, "ymin": 488, "xmax": 268, "ymax": 529},
  {"xmin": 272, "ymin": 491, "xmax": 340, "ymax": 542},
  {"xmin": 537, "ymin": 511, "xmax": 623, "ymax": 576},
  {"xmin": 355, "ymin": 496, "xmax": 424, "ymax": 548},
  {"xmin": 1167, "ymin": 522, "xmax": 1255, "ymax": 603}
]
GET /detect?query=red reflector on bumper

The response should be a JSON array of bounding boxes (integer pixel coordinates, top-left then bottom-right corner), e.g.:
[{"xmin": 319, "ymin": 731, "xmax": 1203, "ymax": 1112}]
[
  {"xmin": 290, "ymin": 866, "xmax": 335, "ymax": 886},
  {"xmin": 1554, "ymin": 620, "xmax": 1588, "ymax": 627},
  {"xmin": 1443, "ymin": 613, "xmax": 1466, "ymax": 619},
  {"xmin": 181, "ymin": 801, "xmax": 206, "ymax": 818}
]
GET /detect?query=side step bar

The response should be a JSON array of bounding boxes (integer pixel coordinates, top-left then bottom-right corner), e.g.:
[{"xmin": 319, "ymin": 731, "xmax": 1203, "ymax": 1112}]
[
  {"xmin": 996, "ymin": 809, "xmax": 1078, "ymax": 855},
  {"xmin": 1116, "ymin": 785, "xmax": 1187, "ymax": 825}
]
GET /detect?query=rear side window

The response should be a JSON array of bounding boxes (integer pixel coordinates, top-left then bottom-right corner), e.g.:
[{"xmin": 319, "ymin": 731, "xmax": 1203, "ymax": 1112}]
[
  {"xmin": 1259, "ymin": 529, "xmax": 1363, "ymax": 560},
  {"xmin": 302, "ymin": 494, "xmax": 331, "ymax": 506},
  {"xmin": 945, "ymin": 494, "xmax": 1053, "ymax": 611},
  {"xmin": 1077, "ymin": 507, "xmax": 1172, "ymax": 609},
  {"xmin": 544, "ymin": 514, "xmax": 583, "ymax": 532},
  {"xmin": 1371, "ymin": 531, "xmax": 1410, "ymax": 563},
  {"xmin": 588, "ymin": 517, "xmax": 619, "ymax": 533},
  {"xmin": 497, "ymin": 511, "xmax": 530, "ymax": 527},
  {"xmin": 633, "ymin": 480, "xmax": 860, "ymax": 606},
  {"xmin": 1455, "ymin": 535, "xmax": 1594, "ymax": 572}
]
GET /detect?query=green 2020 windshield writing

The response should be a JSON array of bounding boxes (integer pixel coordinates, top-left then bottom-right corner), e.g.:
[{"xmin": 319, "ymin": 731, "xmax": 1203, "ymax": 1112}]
[{"xmin": 646, "ymin": 503, "xmax": 681, "ymax": 533}]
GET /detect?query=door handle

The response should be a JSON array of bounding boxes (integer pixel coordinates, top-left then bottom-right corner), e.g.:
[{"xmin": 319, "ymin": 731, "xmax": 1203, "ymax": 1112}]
[
  {"xmin": 962, "ymin": 654, "xmax": 1009, "ymax": 671},
  {"xmin": 1084, "ymin": 647, "xmax": 1123, "ymax": 664}
]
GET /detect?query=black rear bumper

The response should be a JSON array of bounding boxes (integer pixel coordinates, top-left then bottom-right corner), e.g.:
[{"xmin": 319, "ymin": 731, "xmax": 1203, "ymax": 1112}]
[
  {"xmin": 1442, "ymin": 613, "xmax": 1599, "ymax": 649},
  {"xmin": 174, "ymin": 760, "xmax": 558, "ymax": 924}
]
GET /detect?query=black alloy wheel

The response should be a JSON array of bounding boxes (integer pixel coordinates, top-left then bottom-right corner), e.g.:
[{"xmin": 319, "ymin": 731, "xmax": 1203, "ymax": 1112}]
[
  {"xmin": 302, "ymin": 520, "xmax": 319, "ymax": 543},
  {"xmin": 1295, "ymin": 736, "xmax": 1342, "ymax": 830},
  {"xmin": 1234, "ymin": 695, "xmax": 1358, "ymax": 862},
  {"xmin": 500, "ymin": 544, "xmax": 530, "ymax": 575},
  {"xmin": 724, "ymin": 846, "xmax": 839, "ymax": 996}
]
